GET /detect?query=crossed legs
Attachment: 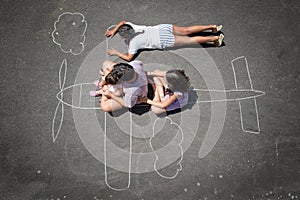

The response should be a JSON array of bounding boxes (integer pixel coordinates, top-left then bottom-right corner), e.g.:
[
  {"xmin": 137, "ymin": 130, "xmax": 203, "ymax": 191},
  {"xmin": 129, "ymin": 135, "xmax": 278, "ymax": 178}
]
[
  {"xmin": 100, "ymin": 89, "xmax": 123, "ymax": 113},
  {"xmin": 98, "ymin": 61, "xmax": 124, "ymax": 112},
  {"xmin": 150, "ymin": 77, "xmax": 168, "ymax": 115}
]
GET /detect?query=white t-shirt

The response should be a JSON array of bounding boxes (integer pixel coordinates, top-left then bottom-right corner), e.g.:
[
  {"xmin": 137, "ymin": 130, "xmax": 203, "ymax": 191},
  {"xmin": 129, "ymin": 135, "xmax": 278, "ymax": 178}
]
[
  {"xmin": 126, "ymin": 22, "xmax": 161, "ymax": 54},
  {"xmin": 122, "ymin": 60, "xmax": 148, "ymax": 108}
]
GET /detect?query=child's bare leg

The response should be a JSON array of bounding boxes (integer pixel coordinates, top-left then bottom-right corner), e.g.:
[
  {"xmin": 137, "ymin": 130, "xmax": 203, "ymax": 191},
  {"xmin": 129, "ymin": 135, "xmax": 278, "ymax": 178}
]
[
  {"xmin": 152, "ymin": 77, "xmax": 165, "ymax": 101},
  {"xmin": 99, "ymin": 85, "xmax": 123, "ymax": 112},
  {"xmin": 151, "ymin": 105, "xmax": 166, "ymax": 115},
  {"xmin": 174, "ymin": 35, "xmax": 218, "ymax": 46},
  {"xmin": 151, "ymin": 77, "xmax": 167, "ymax": 114},
  {"xmin": 100, "ymin": 95, "xmax": 123, "ymax": 112},
  {"xmin": 173, "ymin": 25, "xmax": 217, "ymax": 36},
  {"xmin": 158, "ymin": 76, "xmax": 167, "ymax": 86}
]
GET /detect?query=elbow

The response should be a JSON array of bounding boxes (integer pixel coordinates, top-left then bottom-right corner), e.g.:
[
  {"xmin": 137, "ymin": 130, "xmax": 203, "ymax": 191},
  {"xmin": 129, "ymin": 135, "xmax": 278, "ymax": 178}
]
[
  {"xmin": 126, "ymin": 54, "xmax": 134, "ymax": 62},
  {"xmin": 123, "ymin": 57, "xmax": 133, "ymax": 62}
]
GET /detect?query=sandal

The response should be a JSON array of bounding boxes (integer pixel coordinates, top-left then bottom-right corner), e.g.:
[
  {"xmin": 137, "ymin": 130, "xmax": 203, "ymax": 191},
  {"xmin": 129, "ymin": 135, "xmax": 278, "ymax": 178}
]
[
  {"xmin": 214, "ymin": 33, "xmax": 224, "ymax": 47},
  {"xmin": 212, "ymin": 25, "xmax": 222, "ymax": 33}
]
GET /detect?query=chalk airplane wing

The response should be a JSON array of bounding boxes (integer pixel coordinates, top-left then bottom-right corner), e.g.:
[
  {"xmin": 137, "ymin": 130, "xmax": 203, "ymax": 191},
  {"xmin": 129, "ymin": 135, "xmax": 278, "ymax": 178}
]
[{"xmin": 231, "ymin": 56, "xmax": 261, "ymax": 134}]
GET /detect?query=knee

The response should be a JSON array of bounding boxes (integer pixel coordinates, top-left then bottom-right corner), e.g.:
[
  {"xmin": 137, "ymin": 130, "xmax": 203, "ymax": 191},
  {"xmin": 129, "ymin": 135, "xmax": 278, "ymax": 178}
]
[
  {"xmin": 183, "ymin": 27, "xmax": 192, "ymax": 35},
  {"xmin": 100, "ymin": 103, "xmax": 112, "ymax": 112}
]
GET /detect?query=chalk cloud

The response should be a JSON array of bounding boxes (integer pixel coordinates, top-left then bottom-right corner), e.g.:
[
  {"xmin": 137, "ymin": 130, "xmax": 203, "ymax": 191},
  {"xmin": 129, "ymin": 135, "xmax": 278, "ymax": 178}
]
[{"xmin": 52, "ymin": 12, "xmax": 87, "ymax": 55}]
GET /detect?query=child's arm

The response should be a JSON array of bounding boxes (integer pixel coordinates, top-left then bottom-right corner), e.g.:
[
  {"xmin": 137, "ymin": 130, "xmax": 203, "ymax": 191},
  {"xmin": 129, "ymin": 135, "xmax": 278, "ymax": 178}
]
[
  {"xmin": 105, "ymin": 20, "xmax": 127, "ymax": 38},
  {"xmin": 107, "ymin": 48, "xmax": 135, "ymax": 61},
  {"xmin": 140, "ymin": 94, "xmax": 178, "ymax": 109},
  {"xmin": 147, "ymin": 70, "xmax": 166, "ymax": 77}
]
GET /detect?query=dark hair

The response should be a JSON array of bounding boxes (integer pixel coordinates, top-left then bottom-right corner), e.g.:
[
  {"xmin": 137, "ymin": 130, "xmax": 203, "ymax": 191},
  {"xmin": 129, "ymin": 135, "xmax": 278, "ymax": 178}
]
[
  {"xmin": 118, "ymin": 24, "xmax": 144, "ymax": 46},
  {"xmin": 118, "ymin": 24, "xmax": 135, "ymax": 39},
  {"xmin": 105, "ymin": 63, "xmax": 135, "ymax": 85},
  {"xmin": 166, "ymin": 69, "xmax": 191, "ymax": 93}
]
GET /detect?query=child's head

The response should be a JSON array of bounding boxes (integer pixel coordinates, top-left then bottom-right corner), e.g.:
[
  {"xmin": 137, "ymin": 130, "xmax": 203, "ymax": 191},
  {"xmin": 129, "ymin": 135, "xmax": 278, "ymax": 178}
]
[
  {"xmin": 118, "ymin": 24, "xmax": 135, "ymax": 39},
  {"xmin": 166, "ymin": 69, "xmax": 191, "ymax": 93},
  {"xmin": 118, "ymin": 24, "xmax": 145, "ymax": 46},
  {"xmin": 105, "ymin": 63, "xmax": 135, "ymax": 85}
]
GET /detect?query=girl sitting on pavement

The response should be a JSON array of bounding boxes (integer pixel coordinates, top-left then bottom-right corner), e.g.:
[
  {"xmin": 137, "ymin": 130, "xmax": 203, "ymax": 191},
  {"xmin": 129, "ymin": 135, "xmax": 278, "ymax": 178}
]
[{"xmin": 139, "ymin": 69, "xmax": 190, "ymax": 114}]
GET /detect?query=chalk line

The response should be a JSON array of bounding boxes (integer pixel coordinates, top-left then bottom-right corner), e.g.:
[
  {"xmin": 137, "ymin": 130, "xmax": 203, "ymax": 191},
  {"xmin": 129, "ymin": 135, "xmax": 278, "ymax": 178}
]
[
  {"xmin": 190, "ymin": 88, "xmax": 265, "ymax": 103},
  {"xmin": 106, "ymin": 25, "xmax": 116, "ymax": 59},
  {"xmin": 78, "ymin": 84, "xmax": 82, "ymax": 107},
  {"xmin": 52, "ymin": 59, "xmax": 67, "ymax": 142}
]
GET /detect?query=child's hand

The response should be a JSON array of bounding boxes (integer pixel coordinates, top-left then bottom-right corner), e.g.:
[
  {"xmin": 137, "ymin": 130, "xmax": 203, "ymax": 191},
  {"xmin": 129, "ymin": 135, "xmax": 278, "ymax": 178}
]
[
  {"xmin": 105, "ymin": 30, "xmax": 115, "ymax": 38},
  {"xmin": 107, "ymin": 48, "xmax": 118, "ymax": 56},
  {"xmin": 100, "ymin": 88, "xmax": 112, "ymax": 98},
  {"xmin": 138, "ymin": 96, "xmax": 148, "ymax": 103}
]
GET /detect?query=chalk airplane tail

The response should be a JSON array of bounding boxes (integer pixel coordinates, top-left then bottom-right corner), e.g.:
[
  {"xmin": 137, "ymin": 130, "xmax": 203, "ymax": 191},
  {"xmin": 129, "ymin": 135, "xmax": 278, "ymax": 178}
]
[{"xmin": 231, "ymin": 56, "xmax": 262, "ymax": 134}]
